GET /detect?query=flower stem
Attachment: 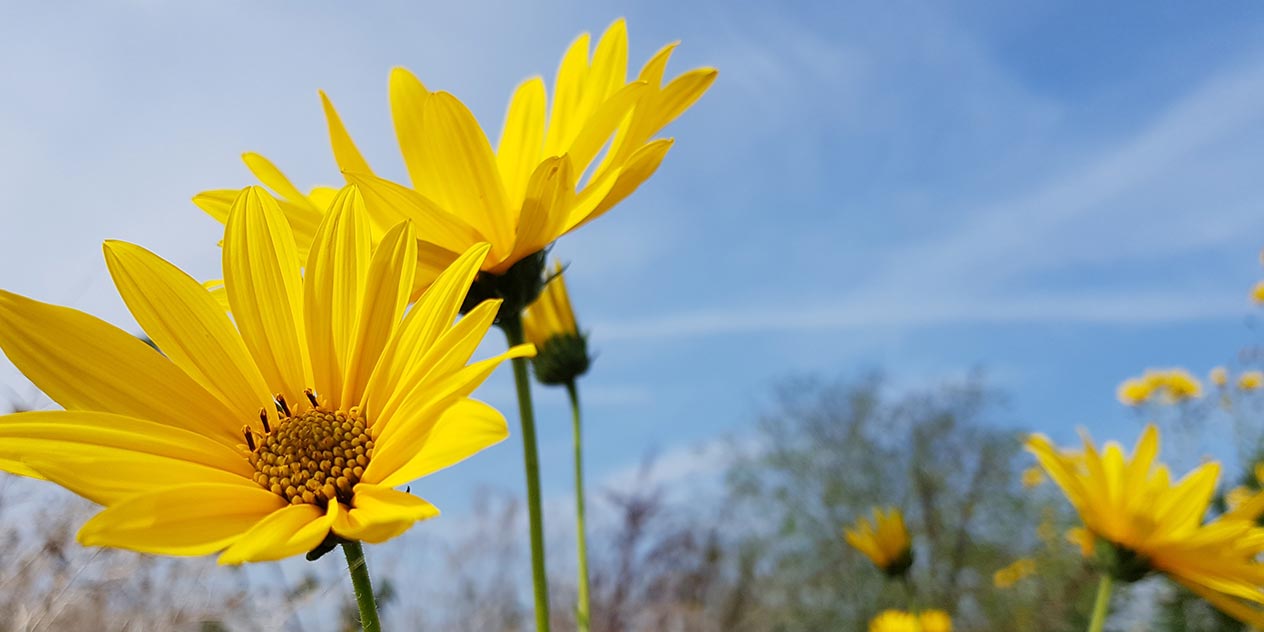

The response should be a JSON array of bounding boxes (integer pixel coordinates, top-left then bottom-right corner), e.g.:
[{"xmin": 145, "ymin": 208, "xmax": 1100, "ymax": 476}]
[
  {"xmin": 341, "ymin": 541, "xmax": 381, "ymax": 632},
  {"xmin": 1087, "ymin": 574, "xmax": 1113, "ymax": 632},
  {"xmin": 501, "ymin": 314, "xmax": 552, "ymax": 632},
  {"xmin": 566, "ymin": 380, "xmax": 591, "ymax": 632}
]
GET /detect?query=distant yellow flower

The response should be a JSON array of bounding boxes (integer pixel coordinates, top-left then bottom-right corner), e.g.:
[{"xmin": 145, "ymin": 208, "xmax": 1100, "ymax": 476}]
[
  {"xmin": 1161, "ymin": 368, "xmax": 1202, "ymax": 401},
  {"xmin": 845, "ymin": 507, "xmax": 913, "ymax": 577},
  {"xmin": 522, "ymin": 262, "xmax": 591, "ymax": 386},
  {"xmin": 993, "ymin": 558, "xmax": 1037, "ymax": 588},
  {"xmin": 1116, "ymin": 377, "xmax": 1153, "ymax": 406},
  {"xmin": 1210, "ymin": 366, "xmax": 1228, "ymax": 387},
  {"xmin": 523, "ymin": 262, "xmax": 581, "ymax": 345},
  {"xmin": 918, "ymin": 610, "xmax": 952, "ymax": 632},
  {"xmin": 0, "ymin": 186, "xmax": 531, "ymax": 563},
  {"xmin": 1238, "ymin": 370, "xmax": 1263, "ymax": 391},
  {"xmin": 1252, "ymin": 281, "xmax": 1264, "ymax": 304},
  {"xmin": 195, "ymin": 19, "xmax": 716, "ymax": 290},
  {"xmin": 1021, "ymin": 466, "xmax": 1046, "ymax": 488},
  {"xmin": 1027, "ymin": 425, "xmax": 1264, "ymax": 625},
  {"xmin": 1117, "ymin": 369, "xmax": 1203, "ymax": 405},
  {"xmin": 868, "ymin": 609, "xmax": 952, "ymax": 632}
]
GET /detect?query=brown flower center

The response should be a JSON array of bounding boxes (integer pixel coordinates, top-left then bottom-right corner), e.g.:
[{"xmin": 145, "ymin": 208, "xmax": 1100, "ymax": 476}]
[{"xmin": 246, "ymin": 406, "xmax": 373, "ymax": 507}]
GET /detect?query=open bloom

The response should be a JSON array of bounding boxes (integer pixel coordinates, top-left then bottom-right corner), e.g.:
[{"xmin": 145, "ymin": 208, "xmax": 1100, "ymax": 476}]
[
  {"xmin": 522, "ymin": 262, "xmax": 590, "ymax": 385},
  {"xmin": 868, "ymin": 609, "xmax": 952, "ymax": 632},
  {"xmin": 844, "ymin": 507, "xmax": 913, "ymax": 577},
  {"xmin": 1027, "ymin": 425, "xmax": 1264, "ymax": 625},
  {"xmin": 0, "ymin": 186, "xmax": 531, "ymax": 563},
  {"xmin": 195, "ymin": 19, "xmax": 716, "ymax": 287}
]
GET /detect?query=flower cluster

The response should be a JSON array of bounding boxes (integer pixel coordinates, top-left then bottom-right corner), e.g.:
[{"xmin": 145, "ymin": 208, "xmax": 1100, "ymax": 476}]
[{"xmin": 1116, "ymin": 368, "xmax": 1202, "ymax": 405}]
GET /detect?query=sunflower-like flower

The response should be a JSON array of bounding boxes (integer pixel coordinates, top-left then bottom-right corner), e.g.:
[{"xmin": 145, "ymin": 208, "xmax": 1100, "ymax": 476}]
[
  {"xmin": 0, "ymin": 186, "xmax": 531, "ymax": 564},
  {"xmin": 522, "ymin": 262, "xmax": 590, "ymax": 385},
  {"xmin": 868, "ymin": 609, "xmax": 952, "ymax": 632},
  {"xmin": 195, "ymin": 19, "xmax": 716, "ymax": 302},
  {"xmin": 1027, "ymin": 425, "xmax": 1264, "ymax": 625},
  {"xmin": 845, "ymin": 507, "xmax": 913, "ymax": 577}
]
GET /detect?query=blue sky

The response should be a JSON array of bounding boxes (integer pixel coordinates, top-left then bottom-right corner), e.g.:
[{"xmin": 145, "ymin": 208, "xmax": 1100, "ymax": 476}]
[{"xmin": 4, "ymin": 0, "xmax": 1264, "ymax": 561}]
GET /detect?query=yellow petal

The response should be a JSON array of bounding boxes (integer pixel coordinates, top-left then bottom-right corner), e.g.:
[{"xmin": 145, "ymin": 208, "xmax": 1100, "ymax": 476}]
[
  {"xmin": 0, "ymin": 291, "xmax": 241, "ymax": 446},
  {"xmin": 587, "ymin": 19, "xmax": 629, "ymax": 108},
  {"xmin": 567, "ymin": 81, "xmax": 647, "ymax": 176},
  {"xmin": 566, "ymin": 138, "xmax": 672, "ymax": 232},
  {"xmin": 103, "ymin": 240, "xmax": 272, "ymax": 420},
  {"xmin": 334, "ymin": 484, "xmax": 439, "ymax": 543},
  {"xmin": 223, "ymin": 187, "xmax": 313, "ymax": 406},
  {"xmin": 364, "ymin": 344, "xmax": 532, "ymax": 481},
  {"xmin": 242, "ymin": 152, "xmax": 313, "ymax": 207},
  {"xmin": 497, "ymin": 77, "xmax": 547, "ymax": 209},
  {"xmin": 371, "ymin": 298, "xmax": 502, "ymax": 435},
  {"xmin": 320, "ymin": 90, "xmax": 372, "ymax": 177},
  {"xmin": 342, "ymin": 221, "xmax": 415, "ymax": 408},
  {"xmin": 362, "ymin": 243, "xmax": 491, "ymax": 422},
  {"xmin": 418, "ymin": 92, "xmax": 513, "ymax": 254},
  {"xmin": 218, "ymin": 502, "xmax": 337, "ymax": 564},
  {"xmin": 375, "ymin": 398, "xmax": 508, "ymax": 488},
  {"xmin": 78, "ymin": 483, "xmax": 285, "ymax": 557},
  {"xmin": 544, "ymin": 31, "xmax": 593, "ymax": 157},
  {"xmin": 505, "ymin": 156, "xmax": 574, "ymax": 268},
  {"xmin": 0, "ymin": 410, "xmax": 254, "ymax": 504},
  {"xmin": 413, "ymin": 241, "xmax": 463, "ymax": 294},
  {"xmin": 304, "ymin": 186, "xmax": 371, "ymax": 409},
  {"xmin": 191, "ymin": 189, "xmax": 236, "ymax": 225},
  {"xmin": 344, "ymin": 170, "xmax": 482, "ymax": 254},
  {"xmin": 387, "ymin": 66, "xmax": 432, "ymax": 193},
  {"xmin": 610, "ymin": 67, "xmax": 717, "ymax": 169}
]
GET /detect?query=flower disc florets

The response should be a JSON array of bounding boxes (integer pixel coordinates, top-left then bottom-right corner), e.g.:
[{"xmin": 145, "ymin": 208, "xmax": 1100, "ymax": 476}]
[{"xmin": 247, "ymin": 404, "xmax": 373, "ymax": 507}]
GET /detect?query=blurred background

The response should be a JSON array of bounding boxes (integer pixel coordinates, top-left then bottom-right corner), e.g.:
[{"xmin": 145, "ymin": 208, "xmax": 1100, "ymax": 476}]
[{"xmin": 3, "ymin": 1, "xmax": 1264, "ymax": 629}]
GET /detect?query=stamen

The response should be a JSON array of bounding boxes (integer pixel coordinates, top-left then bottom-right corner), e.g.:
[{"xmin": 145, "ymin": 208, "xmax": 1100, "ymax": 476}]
[
  {"xmin": 304, "ymin": 389, "xmax": 319, "ymax": 408},
  {"xmin": 275, "ymin": 394, "xmax": 291, "ymax": 418},
  {"xmin": 243, "ymin": 426, "xmax": 256, "ymax": 451},
  {"xmin": 246, "ymin": 407, "xmax": 373, "ymax": 507}
]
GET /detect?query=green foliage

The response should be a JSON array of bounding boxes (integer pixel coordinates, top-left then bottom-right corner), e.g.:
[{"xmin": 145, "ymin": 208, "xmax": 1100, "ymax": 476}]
[{"xmin": 725, "ymin": 373, "xmax": 1098, "ymax": 630}]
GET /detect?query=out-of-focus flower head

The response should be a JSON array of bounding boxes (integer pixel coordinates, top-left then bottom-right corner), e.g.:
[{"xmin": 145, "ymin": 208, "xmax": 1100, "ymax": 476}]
[{"xmin": 844, "ymin": 507, "xmax": 913, "ymax": 578}]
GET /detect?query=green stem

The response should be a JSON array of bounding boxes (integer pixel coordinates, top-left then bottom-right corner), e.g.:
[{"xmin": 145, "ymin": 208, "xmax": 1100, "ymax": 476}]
[
  {"xmin": 1087, "ymin": 574, "xmax": 1113, "ymax": 632},
  {"xmin": 900, "ymin": 574, "xmax": 917, "ymax": 613},
  {"xmin": 502, "ymin": 314, "xmax": 551, "ymax": 632},
  {"xmin": 341, "ymin": 541, "xmax": 381, "ymax": 632},
  {"xmin": 566, "ymin": 380, "xmax": 591, "ymax": 632}
]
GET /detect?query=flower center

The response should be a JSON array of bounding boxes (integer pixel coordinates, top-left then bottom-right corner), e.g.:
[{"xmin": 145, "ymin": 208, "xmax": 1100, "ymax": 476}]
[{"xmin": 246, "ymin": 403, "xmax": 373, "ymax": 507}]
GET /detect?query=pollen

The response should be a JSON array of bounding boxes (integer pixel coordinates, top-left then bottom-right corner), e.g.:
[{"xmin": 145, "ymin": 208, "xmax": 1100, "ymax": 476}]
[{"xmin": 247, "ymin": 406, "xmax": 373, "ymax": 507}]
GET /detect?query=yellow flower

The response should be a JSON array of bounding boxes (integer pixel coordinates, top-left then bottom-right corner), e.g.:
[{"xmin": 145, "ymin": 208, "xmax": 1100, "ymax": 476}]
[
  {"xmin": 868, "ymin": 609, "xmax": 952, "ymax": 632},
  {"xmin": 523, "ymin": 262, "xmax": 581, "ymax": 345},
  {"xmin": 0, "ymin": 186, "xmax": 532, "ymax": 564},
  {"xmin": 1021, "ymin": 466, "xmax": 1046, "ymax": 488},
  {"xmin": 918, "ymin": 610, "xmax": 952, "ymax": 632},
  {"xmin": 522, "ymin": 262, "xmax": 590, "ymax": 386},
  {"xmin": 1116, "ymin": 377, "xmax": 1153, "ymax": 406},
  {"xmin": 1117, "ymin": 369, "xmax": 1203, "ymax": 405},
  {"xmin": 1238, "ymin": 370, "xmax": 1263, "ymax": 391},
  {"xmin": 1252, "ymin": 281, "xmax": 1264, "ymax": 304},
  {"xmin": 195, "ymin": 19, "xmax": 717, "ymax": 288},
  {"xmin": 1027, "ymin": 425, "xmax": 1264, "ymax": 625},
  {"xmin": 1210, "ymin": 366, "xmax": 1228, "ymax": 387},
  {"xmin": 1162, "ymin": 368, "xmax": 1202, "ymax": 401},
  {"xmin": 844, "ymin": 507, "xmax": 913, "ymax": 577},
  {"xmin": 993, "ymin": 557, "xmax": 1037, "ymax": 588}
]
